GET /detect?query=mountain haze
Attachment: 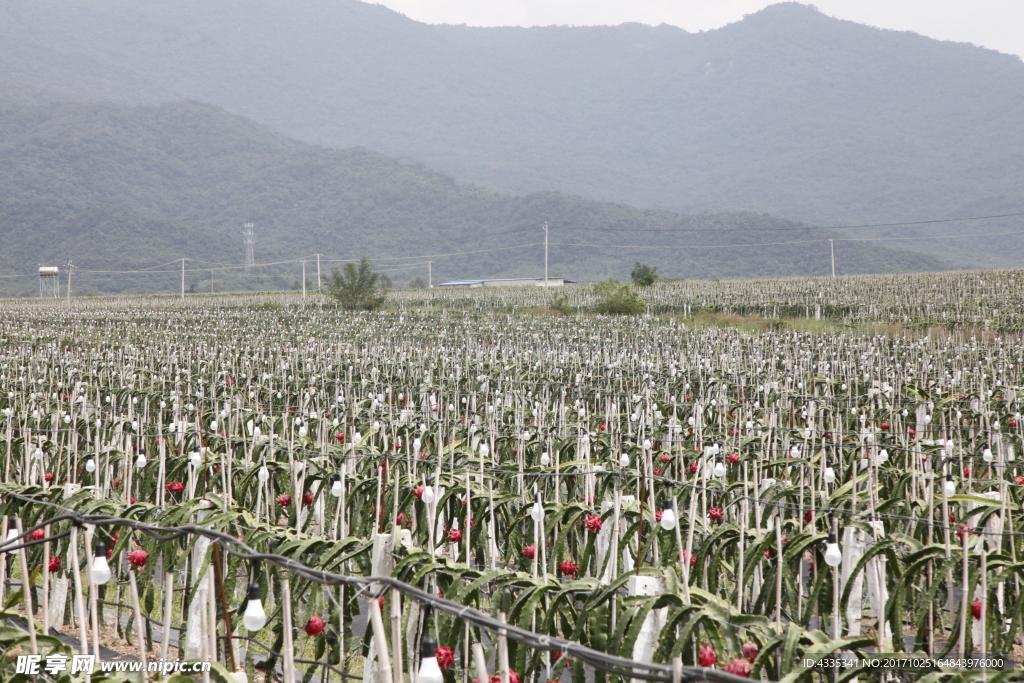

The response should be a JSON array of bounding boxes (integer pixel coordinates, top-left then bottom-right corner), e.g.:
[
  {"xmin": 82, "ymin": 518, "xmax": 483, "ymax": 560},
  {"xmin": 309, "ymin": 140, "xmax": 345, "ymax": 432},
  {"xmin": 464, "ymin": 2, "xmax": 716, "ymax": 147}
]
[
  {"xmin": 0, "ymin": 101, "xmax": 949, "ymax": 294},
  {"xmin": 2, "ymin": 1, "xmax": 1022, "ymax": 267}
]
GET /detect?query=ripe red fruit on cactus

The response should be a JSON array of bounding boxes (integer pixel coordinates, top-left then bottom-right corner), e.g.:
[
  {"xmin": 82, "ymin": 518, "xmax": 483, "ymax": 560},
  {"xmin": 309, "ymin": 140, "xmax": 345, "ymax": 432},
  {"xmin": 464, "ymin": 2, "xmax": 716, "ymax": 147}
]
[
  {"xmin": 741, "ymin": 641, "xmax": 759, "ymax": 662},
  {"xmin": 688, "ymin": 462, "xmax": 698, "ymax": 475},
  {"xmin": 708, "ymin": 507, "xmax": 723, "ymax": 522},
  {"xmin": 303, "ymin": 491, "xmax": 314, "ymax": 506},
  {"xmin": 698, "ymin": 643, "xmax": 717, "ymax": 668},
  {"xmin": 963, "ymin": 467, "xmax": 972, "ymax": 478},
  {"xmin": 907, "ymin": 429, "xmax": 916, "ymax": 438},
  {"xmin": 29, "ymin": 528, "xmax": 45, "ymax": 541},
  {"xmin": 1010, "ymin": 419, "xmax": 1018, "ymax": 428},
  {"xmin": 957, "ymin": 524, "xmax": 971, "ymax": 542},
  {"xmin": 490, "ymin": 672, "xmax": 520, "ymax": 683},
  {"xmin": 880, "ymin": 422, "xmax": 890, "ymax": 430},
  {"xmin": 44, "ymin": 472, "xmax": 54, "ymax": 482},
  {"xmin": 584, "ymin": 515, "xmax": 603, "ymax": 532},
  {"xmin": 128, "ymin": 549, "xmax": 148, "ymax": 569},
  {"xmin": 559, "ymin": 560, "xmax": 579, "ymax": 577},
  {"xmin": 659, "ymin": 452, "xmax": 671, "ymax": 464},
  {"xmin": 113, "ymin": 477, "xmax": 122, "ymax": 489},
  {"xmin": 277, "ymin": 494, "xmax": 292, "ymax": 507},
  {"xmin": 804, "ymin": 510, "xmax": 813, "ymax": 523},
  {"xmin": 522, "ymin": 544, "xmax": 536, "ymax": 560},
  {"xmin": 653, "ymin": 468, "xmax": 662, "ymax": 476},
  {"xmin": 303, "ymin": 616, "xmax": 326, "ymax": 636},
  {"xmin": 165, "ymin": 481, "xmax": 184, "ymax": 495},
  {"xmin": 1016, "ymin": 476, "xmax": 1024, "ymax": 485},
  {"xmin": 723, "ymin": 659, "xmax": 751, "ymax": 677},
  {"xmin": 130, "ymin": 496, "xmax": 136, "ymax": 504},
  {"xmin": 335, "ymin": 433, "xmax": 345, "ymax": 440},
  {"xmin": 448, "ymin": 528, "xmax": 463, "ymax": 543},
  {"xmin": 727, "ymin": 453, "xmax": 740, "ymax": 464},
  {"xmin": 972, "ymin": 599, "xmax": 983, "ymax": 620},
  {"xmin": 414, "ymin": 485, "xmax": 425, "ymax": 500},
  {"xmin": 49, "ymin": 556, "xmax": 61, "ymax": 573},
  {"xmin": 436, "ymin": 646, "xmax": 455, "ymax": 669}
]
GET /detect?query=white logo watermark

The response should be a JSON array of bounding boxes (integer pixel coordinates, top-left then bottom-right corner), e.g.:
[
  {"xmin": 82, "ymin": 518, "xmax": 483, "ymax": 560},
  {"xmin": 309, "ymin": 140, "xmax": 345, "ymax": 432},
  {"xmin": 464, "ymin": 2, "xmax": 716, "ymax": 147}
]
[{"xmin": 15, "ymin": 654, "xmax": 212, "ymax": 675}]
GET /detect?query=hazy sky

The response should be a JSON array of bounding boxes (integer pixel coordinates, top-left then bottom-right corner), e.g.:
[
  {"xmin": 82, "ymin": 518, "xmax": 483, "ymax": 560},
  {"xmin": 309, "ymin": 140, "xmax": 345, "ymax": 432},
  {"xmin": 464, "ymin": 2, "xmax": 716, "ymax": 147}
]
[{"xmin": 373, "ymin": 0, "xmax": 1024, "ymax": 60}]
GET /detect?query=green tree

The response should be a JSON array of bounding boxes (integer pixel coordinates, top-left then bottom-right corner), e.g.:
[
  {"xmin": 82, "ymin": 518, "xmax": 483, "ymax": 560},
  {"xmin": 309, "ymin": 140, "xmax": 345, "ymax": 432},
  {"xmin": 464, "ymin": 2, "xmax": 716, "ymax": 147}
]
[
  {"xmin": 407, "ymin": 276, "xmax": 427, "ymax": 289},
  {"xmin": 327, "ymin": 257, "xmax": 387, "ymax": 310},
  {"xmin": 631, "ymin": 262, "xmax": 658, "ymax": 287},
  {"xmin": 594, "ymin": 279, "xmax": 645, "ymax": 315}
]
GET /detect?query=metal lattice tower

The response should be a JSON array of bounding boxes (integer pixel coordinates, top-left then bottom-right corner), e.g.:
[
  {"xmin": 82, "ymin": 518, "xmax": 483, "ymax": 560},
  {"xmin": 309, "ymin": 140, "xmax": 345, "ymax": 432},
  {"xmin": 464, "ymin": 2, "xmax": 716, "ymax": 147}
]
[{"xmin": 242, "ymin": 223, "xmax": 255, "ymax": 270}]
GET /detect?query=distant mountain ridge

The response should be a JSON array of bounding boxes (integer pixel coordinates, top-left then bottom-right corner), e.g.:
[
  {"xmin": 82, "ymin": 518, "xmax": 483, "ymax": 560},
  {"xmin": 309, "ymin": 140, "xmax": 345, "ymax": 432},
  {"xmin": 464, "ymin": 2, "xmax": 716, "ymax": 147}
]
[
  {"xmin": 0, "ymin": 101, "xmax": 949, "ymax": 294},
  {"xmin": 1, "ymin": 1, "xmax": 1022, "ymax": 267}
]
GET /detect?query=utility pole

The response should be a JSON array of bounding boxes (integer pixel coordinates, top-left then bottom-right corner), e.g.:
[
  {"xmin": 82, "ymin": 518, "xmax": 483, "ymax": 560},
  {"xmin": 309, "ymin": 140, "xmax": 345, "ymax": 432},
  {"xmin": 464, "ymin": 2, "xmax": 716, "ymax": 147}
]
[
  {"xmin": 829, "ymin": 239, "xmax": 836, "ymax": 278},
  {"xmin": 301, "ymin": 260, "xmax": 307, "ymax": 303},
  {"xmin": 181, "ymin": 258, "xmax": 185, "ymax": 300},
  {"xmin": 65, "ymin": 261, "xmax": 74, "ymax": 305},
  {"xmin": 543, "ymin": 222, "xmax": 549, "ymax": 290},
  {"xmin": 428, "ymin": 261, "xmax": 433, "ymax": 288},
  {"xmin": 315, "ymin": 254, "xmax": 322, "ymax": 291}
]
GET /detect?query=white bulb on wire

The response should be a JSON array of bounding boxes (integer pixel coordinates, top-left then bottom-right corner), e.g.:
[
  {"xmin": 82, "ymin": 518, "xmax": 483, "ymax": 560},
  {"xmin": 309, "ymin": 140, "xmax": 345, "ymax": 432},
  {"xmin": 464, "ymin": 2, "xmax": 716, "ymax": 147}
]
[
  {"xmin": 540, "ymin": 452, "xmax": 550, "ymax": 467},
  {"xmin": 298, "ymin": 426, "xmax": 308, "ymax": 437},
  {"xmin": 659, "ymin": 506, "xmax": 677, "ymax": 531},
  {"xmin": 85, "ymin": 458, "xmax": 96, "ymax": 473},
  {"xmin": 619, "ymin": 453, "xmax": 630, "ymax": 468},
  {"xmin": 531, "ymin": 501, "xmax": 544, "ymax": 521},
  {"xmin": 878, "ymin": 449, "xmax": 889, "ymax": 463},
  {"xmin": 643, "ymin": 439, "xmax": 652, "ymax": 450},
  {"xmin": 416, "ymin": 636, "xmax": 444, "ymax": 683},
  {"xmin": 242, "ymin": 583, "xmax": 267, "ymax": 631},
  {"xmin": 823, "ymin": 465, "xmax": 835, "ymax": 484},
  {"xmin": 210, "ymin": 420, "xmax": 218, "ymax": 431},
  {"xmin": 90, "ymin": 542, "xmax": 112, "ymax": 585},
  {"xmin": 983, "ymin": 447, "xmax": 993, "ymax": 463},
  {"xmin": 258, "ymin": 466, "xmax": 270, "ymax": 482},
  {"xmin": 824, "ymin": 533, "xmax": 843, "ymax": 567},
  {"xmin": 331, "ymin": 475, "xmax": 343, "ymax": 497},
  {"xmin": 413, "ymin": 438, "xmax": 422, "ymax": 451},
  {"xmin": 136, "ymin": 453, "xmax": 147, "ymax": 468},
  {"xmin": 422, "ymin": 486, "xmax": 435, "ymax": 504},
  {"xmin": 189, "ymin": 451, "xmax": 202, "ymax": 467},
  {"xmin": 713, "ymin": 458, "xmax": 726, "ymax": 478},
  {"xmin": 943, "ymin": 476, "xmax": 956, "ymax": 497},
  {"xmin": 5, "ymin": 519, "xmax": 19, "ymax": 542}
]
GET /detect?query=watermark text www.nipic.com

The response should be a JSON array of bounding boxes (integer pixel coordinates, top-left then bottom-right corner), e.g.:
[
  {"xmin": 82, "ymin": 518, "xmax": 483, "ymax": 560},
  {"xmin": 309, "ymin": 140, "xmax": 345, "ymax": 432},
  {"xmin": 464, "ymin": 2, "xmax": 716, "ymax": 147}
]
[{"xmin": 16, "ymin": 654, "xmax": 213, "ymax": 675}]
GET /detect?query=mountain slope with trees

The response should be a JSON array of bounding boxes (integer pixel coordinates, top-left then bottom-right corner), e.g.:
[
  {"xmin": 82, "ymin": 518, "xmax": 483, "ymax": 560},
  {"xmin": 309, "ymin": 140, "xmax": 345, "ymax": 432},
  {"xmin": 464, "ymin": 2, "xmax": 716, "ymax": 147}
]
[
  {"xmin": 1, "ymin": 1, "xmax": 1022, "ymax": 265},
  {"xmin": 0, "ymin": 101, "xmax": 950, "ymax": 294}
]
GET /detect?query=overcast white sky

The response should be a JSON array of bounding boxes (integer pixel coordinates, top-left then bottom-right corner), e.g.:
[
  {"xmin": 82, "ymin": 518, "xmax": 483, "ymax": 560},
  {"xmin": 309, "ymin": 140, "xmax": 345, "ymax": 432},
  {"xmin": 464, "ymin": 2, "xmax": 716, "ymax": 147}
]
[{"xmin": 373, "ymin": 0, "xmax": 1024, "ymax": 60}]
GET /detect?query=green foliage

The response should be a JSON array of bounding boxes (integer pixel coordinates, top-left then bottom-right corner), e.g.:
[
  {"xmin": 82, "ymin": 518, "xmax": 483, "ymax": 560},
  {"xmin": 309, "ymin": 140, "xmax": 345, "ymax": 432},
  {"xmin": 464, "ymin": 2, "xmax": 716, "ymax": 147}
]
[
  {"xmin": 548, "ymin": 292, "xmax": 575, "ymax": 316},
  {"xmin": 630, "ymin": 262, "xmax": 658, "ymax": 287},
  {"xmin": 407, "ymin": 276, "xmax": 427, "ymax": 289},
  {"xmin": 593, "ymin": 279, "xmax": 645, "ymax": 315},
  {"xmin": 327, "ymin": 257, "xmax": 387, "ymax": 310}
]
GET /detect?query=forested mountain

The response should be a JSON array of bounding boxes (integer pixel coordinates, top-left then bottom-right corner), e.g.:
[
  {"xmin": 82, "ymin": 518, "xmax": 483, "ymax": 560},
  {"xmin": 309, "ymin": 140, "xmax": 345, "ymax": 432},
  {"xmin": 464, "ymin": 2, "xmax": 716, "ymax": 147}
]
[
  {"xmin": 0, "ymin": 101, "xmax": 948, "ymax": 294},
  {"xmin": 1, "ymin": 1, "xmax": 1022, "ymax": 266}
]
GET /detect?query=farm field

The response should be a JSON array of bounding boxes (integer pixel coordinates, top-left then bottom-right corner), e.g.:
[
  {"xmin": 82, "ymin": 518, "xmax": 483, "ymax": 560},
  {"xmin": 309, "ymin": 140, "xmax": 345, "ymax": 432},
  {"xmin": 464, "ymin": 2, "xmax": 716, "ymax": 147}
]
[{"xmin": 2, "ymin": 270, "xmax": 1024, "ymax": 682}]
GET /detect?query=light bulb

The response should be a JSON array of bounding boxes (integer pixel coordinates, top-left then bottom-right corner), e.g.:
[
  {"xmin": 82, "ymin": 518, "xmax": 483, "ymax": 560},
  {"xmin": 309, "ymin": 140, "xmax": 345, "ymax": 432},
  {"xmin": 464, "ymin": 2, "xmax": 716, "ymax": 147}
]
[
  {"xmin": 711, "ymin": 443, "xmax": 721, "ymax": 455},
  {"xmin": 242, "ymin": 583, "xmax": 267, "ymax": 631},
  {"xmin": 823, "ymin": 465, "xmax": 835, "ymax": 484},
  {"xmin": 258, "ymin": 466, "xmax": 270, "ymax": 482},
  {"xmin": 354, "ymin": 431, "xmax": 362, "ymax": 443},
  {"xmin": 824, "ymin": 533, "xmax": 843, "ymax": 567},
  {"xmin": 210, "ymin": 420, "xmax": 218, "ymax": 431},
  {"xmin": 643, "ymin": 439, "xmax": 652, "ymax": 450},
  {"xmin": 422, "ymin": 486, "xmax": 435, "ymax": 504},
  {"xmin": 983, "ymin": 447, "xmax": 993, "ymax": 463},
  {"xmin": 136, "ymin": 453, "xmax": 147, "ymax": 468},
  {"xmin": 659, "ymin": 507, "xmax": 677, "ymax": 531},
  {"xmin": 878, "ymin": 449, "xmax": 889, "ymax": 463},
  {"xmin": 943, "ymin": 476, "xmax": 956, "ymax": 497},
  {"xmin": 64, "ymin": 415, "xmax": 71, "ymax": 424},
  {"xmin": 190, "ymin": 451, "xmax": 202, "ymax": 467},
  {"xmin": 540, "ymin": 452, "xmax": 550, "ymax": 467},
  {"xmin": 417, "ymin": 636, "xmax": 444, "ymax": 683},
  {"xmin": 85, "ymin": 458, "xmax": 96, "ymax": 473},
  {"xmin": 713, "ymin": 458, "xmax": 726, "ymax": 478},
  {"xmin": 91, "ymin": 542, "xmax": 112, "ymax": 585},
  {"xmin": 790, "ymin": 445, "xmax": 800, "ymax": 458},
  {"xmin": 531, "ymin": 502, "xmax": 544, "ymax": 522},
  {"xmin": 298, "ymin": 426, "xmax": 308, "ymax": 437},
  {"xmin": 413, "ymin": 438, "xmax": 422, "ymax": 451},
  {"xmin": 331, "ymin": 475, "xmax": 343, "ymax": 497},
  {"xmin": 5, "ymin": 518, "xmax": 19, "ymax": 542},
  {"xmin": 619, "ymin": 453, "xmax": 630, "ymax": 468}
]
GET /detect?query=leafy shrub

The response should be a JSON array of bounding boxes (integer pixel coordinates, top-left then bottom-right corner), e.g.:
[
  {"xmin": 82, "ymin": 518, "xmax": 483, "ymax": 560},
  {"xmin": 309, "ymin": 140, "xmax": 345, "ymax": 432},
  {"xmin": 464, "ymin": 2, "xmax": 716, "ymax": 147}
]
[
  {"xmin": 631, "ymin": 262, "xmax": 659, "ymax": 287},
  {"xmin": 327, "ymin": 257, "xmax": 387, "ymax": 311},
  {"xmin": 549, "ymin": 292, "xmax": 576, "ymax": 316},
  {"xmin": 594, "ymin": 280, "xmax": 645, "ymax": 315}
]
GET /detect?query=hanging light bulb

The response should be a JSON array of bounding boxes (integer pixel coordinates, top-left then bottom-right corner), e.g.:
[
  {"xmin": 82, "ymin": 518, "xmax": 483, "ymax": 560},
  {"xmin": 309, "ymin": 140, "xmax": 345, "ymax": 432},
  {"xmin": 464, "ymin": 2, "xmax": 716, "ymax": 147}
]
[
  {"xmin": 531, "ymin": 495, "xmax": 544, "ymax": 522},
  {"xmin": 91, "ymin": 542, "xmax": 112, "ymax": 585},
  {"xmin": 540, "ymin": 451, "xmax": 550, "ymax": 467},
  {"xmin": 823, "ymin": 462, "xmax": 835, "ymax": 484},
  {"xmin": 711, "ymin": 443, "xmax": 721, "ymax": 456},
  {"xmin": 642, "ymin": 438, "xmax": 652, "ymax": 450},
  {"xmin": 416, "ymin": 635, "xmax": 444, "ymax": 683},
  {"xmin": 258, "ymin": 465, "xmax": 270, "ymax": 482},
  {"xmin": 5, "ymin": 517, "xmax": 19, "ymax": 542},
  {"xmin": 983, "ymin": 446, "xmax": 993, "ymax": 463},
  {"xmin": 659, "ymin": 500, "xmax": 677, "ymax": 531},
  {"xmin": 790, "ymin": 445, "xmax": 800, "ymax": 458},
  {"xmin": 298, "ymin": 425, "xmax": 308, "ymax": 438},
  {"xmin": 422, "ymin": 486, "xmax": 435, "ymax": 504},
  {"xmin": 210, "ymin": 420, "xmax": 218, "ymax": 431},
  {"xmin": 479, "ymin": 443, "xmax": 489, "ymax": 457},
  {"xmin": 824, "ymin": 532, "xmax": 843, "ymax": 567},
  {"xmin": 943, "ymin": 474, "xmax": 956, "ymax": 497},
  {"xmin": 413, "ymin": 438, "xmax": 422, "ymax": 451},
  {"xmin": 85, "ymin": 458, "xmax": 96, "ymax": 473},
  {"xmin": 136, "ymin": 453, "xmax": 147, "ymax": 469},
  {"xmin": 242, "ymin": 582, "xmax": 268, "ymax": 631},
  {"xmin": 189, "ymin": 451, "xmax": 202, "ymax": 467},
  {"xmin": 713, "ymin": 457, "xmax": 726, "ymax": 478},
  {"xmin": 330, "ymin": 474, "xmax": 343, "ymax": 497},
  {"xmin": 619, "ymin": 453, "xmax": 630, "ymax": 468},
  {"xmin": 878, "ymin": 449, "xmax": 889, "ymax": 463}
]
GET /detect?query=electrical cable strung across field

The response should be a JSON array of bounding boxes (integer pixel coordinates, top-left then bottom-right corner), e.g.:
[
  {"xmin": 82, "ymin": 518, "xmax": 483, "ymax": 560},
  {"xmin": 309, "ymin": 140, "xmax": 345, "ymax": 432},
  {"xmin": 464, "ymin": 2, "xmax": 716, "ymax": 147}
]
[{"xmin": 0, "ymin": 486, "xmax": 753, "ymax": 683}]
